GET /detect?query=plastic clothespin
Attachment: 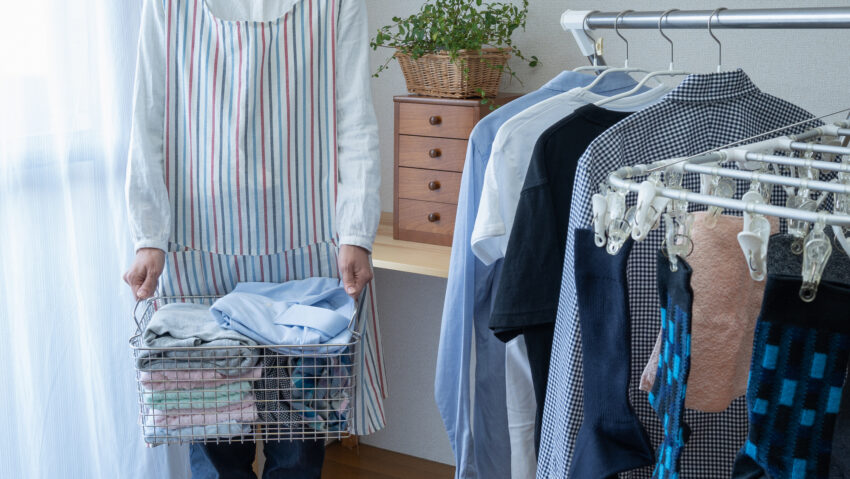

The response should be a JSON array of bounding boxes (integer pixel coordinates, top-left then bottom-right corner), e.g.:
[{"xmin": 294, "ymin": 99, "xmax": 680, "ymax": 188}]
[
  {"xmin": 736, "ymin": 190, "xmax": 771, "ymax": 281},
  {"xmin": 605, "ymin": 189, "xmax": 631, "ymax": 255},
  {"xmin": 665, "ymin": 169, "xmax": 688, "ymax": 213},
  {"xmin": 663, "ymin": 210, "xmax": 695, "ymax": 272},
  {"xmin": 592, "ymin": 192, "xmax": 609, "ymax": 247},
  {"xmin": 800, "ymin": 218, "xmax": 832, "ymax": 302},
  {"xmin": 832, "ymin": 224, "xmax": 850, "ymax": 258},
  {"xmin": 787, "ymin": 194, "xmax": 818, "ymax": 254},
  {"xmin": 632, "ymin": 180, "xmax": 669, "ymax": 241},
  {"xmin": 704, "ymin": 176, "xmax": 735, "ymax": 229}
]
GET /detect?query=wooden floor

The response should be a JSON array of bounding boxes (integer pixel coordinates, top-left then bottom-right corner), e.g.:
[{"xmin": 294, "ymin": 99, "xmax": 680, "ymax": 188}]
[{"xmin": 321, "ymin": 443, "xmax": 455, "ymax": 479}]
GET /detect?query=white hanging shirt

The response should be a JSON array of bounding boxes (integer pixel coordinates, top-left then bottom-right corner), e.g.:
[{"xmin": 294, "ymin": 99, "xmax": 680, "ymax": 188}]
[{"xmin": 470, "ymin": 84, "xmax": 672, "ymax": 265}]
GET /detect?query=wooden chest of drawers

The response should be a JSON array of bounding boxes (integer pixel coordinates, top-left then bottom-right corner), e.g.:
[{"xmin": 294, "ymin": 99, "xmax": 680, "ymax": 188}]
[{"xmin": 393, "ymin": 94, "xmax": 518, "ymax": 246}]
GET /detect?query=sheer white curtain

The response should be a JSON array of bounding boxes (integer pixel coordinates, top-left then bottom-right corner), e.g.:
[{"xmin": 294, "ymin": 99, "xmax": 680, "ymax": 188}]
[{"xmin": 0, "ymin": 1, "xmax": 188, "ymax": 477}]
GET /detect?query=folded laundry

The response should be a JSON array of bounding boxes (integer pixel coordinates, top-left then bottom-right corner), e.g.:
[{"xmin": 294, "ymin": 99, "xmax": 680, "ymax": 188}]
[
  {"xmin": 139, "ymin": 366, "xmax": 262, "ymax": 392},
  {"xmin": 210, "ymin": 278, "xmax": 355, "ymax": 354},
  {"xmin": 288, "ymin": 355, "xmax": 352, "ymax": 432},
  {"xmin": 256, "ymin": 351, "xmax": 353, "ymax": 433},
  {"xmin": 145, "ymin": 398, "xmax": 258, "ymax": 428},
  {"xmin": 142, "ymin": 381, "xmax": 253, "ymax": 410},
  {"xmin": 143, "ymin": 421, "xmax": 252, "ymax": 444},
  {"xmin": 137, "ymin": 302, "xmax": 260, "ymax": 375}
]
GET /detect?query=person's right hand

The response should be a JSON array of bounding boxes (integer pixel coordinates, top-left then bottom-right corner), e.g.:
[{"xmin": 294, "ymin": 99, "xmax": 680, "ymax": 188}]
[{"xmin": 123, "ymin": 248, "xmax": 166, "ymax": 299}]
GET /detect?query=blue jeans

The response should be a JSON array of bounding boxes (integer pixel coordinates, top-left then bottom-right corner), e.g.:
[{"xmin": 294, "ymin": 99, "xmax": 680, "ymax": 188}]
[{"xmin": 189, "ymin": 439, "xmax": 325, "ymax": 479}]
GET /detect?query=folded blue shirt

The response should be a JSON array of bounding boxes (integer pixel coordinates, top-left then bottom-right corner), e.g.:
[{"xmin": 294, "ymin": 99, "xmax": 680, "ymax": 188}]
[{"xmin": 210, "ymin": 278, "xmax": 355, "ymax": 354}]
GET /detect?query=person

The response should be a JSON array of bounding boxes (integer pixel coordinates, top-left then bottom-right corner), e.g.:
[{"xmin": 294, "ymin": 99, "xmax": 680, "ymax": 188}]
[{"xmin": 122, "ymin": 0, "xmax": 387, "ymax": 477}]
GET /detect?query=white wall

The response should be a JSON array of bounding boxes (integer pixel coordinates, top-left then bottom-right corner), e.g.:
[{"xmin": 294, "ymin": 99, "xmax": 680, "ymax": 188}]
[{"xmin": 364, "ymin": 0, "xmax": 850, "ymax": 466}]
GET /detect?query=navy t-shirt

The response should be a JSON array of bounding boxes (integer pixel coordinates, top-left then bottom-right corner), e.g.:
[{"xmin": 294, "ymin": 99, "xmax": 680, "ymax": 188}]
[{"xmin": 490, "ymin": 104, "xmax": 633, "ymax": 341}]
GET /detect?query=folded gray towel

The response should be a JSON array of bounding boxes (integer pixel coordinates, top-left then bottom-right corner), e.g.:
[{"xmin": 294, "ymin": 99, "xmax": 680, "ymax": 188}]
[{"xmin": 136, "ymin": 302, "xmax": 259, "ymax": 375}]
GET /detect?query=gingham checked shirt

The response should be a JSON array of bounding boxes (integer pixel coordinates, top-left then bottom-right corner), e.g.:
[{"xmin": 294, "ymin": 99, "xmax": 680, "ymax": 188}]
[{"xmin": 537, "ymin": 70, "xmax": 819, "ymax": 479}]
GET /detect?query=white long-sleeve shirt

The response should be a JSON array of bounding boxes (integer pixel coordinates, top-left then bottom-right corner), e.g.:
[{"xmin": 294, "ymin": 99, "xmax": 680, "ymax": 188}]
[{"xmin": 126, "ymin": 0, "xmax": 381, "ymax": 253}]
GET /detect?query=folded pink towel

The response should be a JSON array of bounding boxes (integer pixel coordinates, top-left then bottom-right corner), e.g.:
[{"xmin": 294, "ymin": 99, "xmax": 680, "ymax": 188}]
[
  {"xmin": 146, "ymin": 397, "xmax": 258, "ymax": 427},
  {"xmin": 140, "ymin": 366, "xmax": 262, "ymax": 391},
  {"xmin": 640, "ymin": 212, "xmax": 778, "ymax": 412}
]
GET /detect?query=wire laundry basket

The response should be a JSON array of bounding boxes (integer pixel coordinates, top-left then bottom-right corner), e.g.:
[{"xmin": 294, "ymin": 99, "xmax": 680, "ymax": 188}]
[{"xmin": 130, "ymin": 294, "xmax": 362, "ymax": 447}]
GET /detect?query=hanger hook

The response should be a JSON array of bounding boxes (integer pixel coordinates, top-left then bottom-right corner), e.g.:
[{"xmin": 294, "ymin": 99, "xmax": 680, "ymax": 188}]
[
  {"xmin": 583, "ymin": 10, "xmax": 601, "ymax": 65},
  {"xmin": 582, "ymin": 10, "xmax": 600, "ymax": 42},
  {"xmin": 615, "ymin": 10, "xmax": 634, "ymax": 67},
  {"xmin": 658, "ymin": 9, "xmax": 679, "ymax": 70},
  {"xmin": 708, "ymin": 8, "xmax": 727, "ymax": 73}
]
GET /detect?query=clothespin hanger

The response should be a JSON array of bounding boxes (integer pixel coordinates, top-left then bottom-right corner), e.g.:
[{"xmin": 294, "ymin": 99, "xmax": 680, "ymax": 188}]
[
  {"xmin": 594, "ymin": 9, "xmax": 689, "ymax": 107},
  {"xmin": 703, "ymin": 176, "xmax": 736, "ymax": 228},
  {"xmin": 592, "ymin": 187, "xmax": 610, "ymax": 247},
  {"xmin": 605, "ymin": 187, "xmax": 632, "ymax": 255},
  {"xmin": 800, "ymin": 214, "xmax": 832, "ymax": 302},
  {"xmin": 708, "ymin": 8, "xmax": 727, "ymax": 73},
  {"xmin": 737, "ymin": 189, "xmax": 771, "ymax": 281},
  {"xmin": 661, "ymin": 164, "xmax": 694, "ymax": 272},
  {"xmin": 632, "ymin": 174, "xmax": 669, "ymax": 241},
  {"xmin": 787, "ymin": 190, "xmax": 819, "ymax": 254}
]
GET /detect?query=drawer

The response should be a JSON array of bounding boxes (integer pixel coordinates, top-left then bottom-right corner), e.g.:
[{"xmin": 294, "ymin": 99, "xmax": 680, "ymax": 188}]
[
  {"xmin": 397, "ymin": 199, "xmax": 457, "ymax": 246},
  {"xmin": 398, "ymin": 103, "xmax": 475, "ymax": 139},
  {"xmin": 398, "ymin": 135, "xmax": 466, "ymax": 172},
  {"xmin": 398, "ymin": 168, "xmax": 461, "ymax": 204}
]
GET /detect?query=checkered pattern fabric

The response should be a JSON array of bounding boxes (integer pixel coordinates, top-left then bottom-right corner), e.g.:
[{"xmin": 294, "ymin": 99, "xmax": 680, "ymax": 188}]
[
  {"xmin": 649, "ymin": 255, "xmax": 693, "ymax": 479},
  {"xmin": 257, "ymin": 353, "xmax": 300, "ymax": 427},
  {"xmin": 743, "ymin": 278, "xmax": 850, "ymax": 479},
  {"xmin": 537, "ymin": 69, "xmax": 821, "ymax": 479}
]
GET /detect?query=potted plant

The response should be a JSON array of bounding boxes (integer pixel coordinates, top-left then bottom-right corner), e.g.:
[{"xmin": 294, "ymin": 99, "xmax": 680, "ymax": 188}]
[{"xmin": 370, "ymin": 0, "xmax": 539, "ymax": 99}]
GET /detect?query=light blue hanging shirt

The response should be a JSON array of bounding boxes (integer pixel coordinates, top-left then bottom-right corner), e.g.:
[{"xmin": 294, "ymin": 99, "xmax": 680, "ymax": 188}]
[
  {"xmin": 435, "ymin": 70, "xmax": 644, "ymax": 479},
  {"xmin": 211, "ymin": 277, "xmax": 355, "ymax": 354}
]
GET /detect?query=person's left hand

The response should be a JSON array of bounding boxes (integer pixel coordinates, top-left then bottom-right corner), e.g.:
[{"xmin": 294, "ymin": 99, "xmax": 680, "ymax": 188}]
[{"xmin": 338, "ymin": 244, "xmax": 373, "ymax": 300}]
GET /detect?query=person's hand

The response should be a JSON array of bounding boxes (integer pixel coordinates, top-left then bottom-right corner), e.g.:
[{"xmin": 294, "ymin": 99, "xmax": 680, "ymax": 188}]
[
  {"xmin": 124, "ymin": 248, "xmax": 166, "ymax": 299},
  {"xmin": 338, "ymin": 244, "xmax": 373, "ymax": 300}
]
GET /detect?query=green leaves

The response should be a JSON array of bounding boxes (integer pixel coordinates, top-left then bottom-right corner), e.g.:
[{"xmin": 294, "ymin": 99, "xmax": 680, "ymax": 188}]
[{"xmin": 369, "ymin": 0, "xmax": 539, "ymax": 78}]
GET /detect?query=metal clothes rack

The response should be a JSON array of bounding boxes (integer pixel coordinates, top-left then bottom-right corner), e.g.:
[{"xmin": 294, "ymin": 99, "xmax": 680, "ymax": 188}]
[{"xmin": 561, "ymin": 7, "xmax": 850, "ymax": 63}]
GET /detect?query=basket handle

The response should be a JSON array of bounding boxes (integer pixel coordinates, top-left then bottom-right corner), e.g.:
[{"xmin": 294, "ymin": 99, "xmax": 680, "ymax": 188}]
[
  {"xmin": 132, "ymin": 298, "xmax": 147, "ymax": 331},
  {"xmin": 347, "ymin": 287, "xmax": 369, "ymax": 334}
]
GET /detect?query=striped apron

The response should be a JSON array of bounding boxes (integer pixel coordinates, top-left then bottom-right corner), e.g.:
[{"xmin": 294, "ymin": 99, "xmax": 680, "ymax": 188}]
[{"xmin": 154, "ymin": 0, "xmax": 387, "ymax": 435}]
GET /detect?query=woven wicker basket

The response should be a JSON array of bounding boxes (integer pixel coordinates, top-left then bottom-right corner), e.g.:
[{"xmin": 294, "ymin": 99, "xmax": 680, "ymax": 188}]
[{"xmin": 395, "ymin": 48, "xmax": 510, "ymax": 99}]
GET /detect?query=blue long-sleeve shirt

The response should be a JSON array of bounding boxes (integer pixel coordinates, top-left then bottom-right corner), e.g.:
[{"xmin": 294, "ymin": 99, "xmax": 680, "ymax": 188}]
[{"xmin": 435, "ymin": 71, "xmax": 642, "ymax": 479}]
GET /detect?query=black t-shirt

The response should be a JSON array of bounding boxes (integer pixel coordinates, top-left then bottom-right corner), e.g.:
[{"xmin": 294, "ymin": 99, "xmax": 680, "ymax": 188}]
[{"xmin": 490, "ymin": 104, "xmax": 633, "ymax": 341}]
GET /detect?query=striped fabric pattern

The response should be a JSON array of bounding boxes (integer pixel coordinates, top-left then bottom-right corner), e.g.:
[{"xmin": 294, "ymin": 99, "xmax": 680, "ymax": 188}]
[
  {"xmin": 156, "ymin": 0, "xmax": 387, "ymax": 435},
  {"xmin": 163, "ymin": 0, "xmax": 339, "ymax": 256}
]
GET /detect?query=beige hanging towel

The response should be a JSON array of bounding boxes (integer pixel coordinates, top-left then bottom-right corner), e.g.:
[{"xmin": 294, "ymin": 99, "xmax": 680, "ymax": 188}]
[{"xmin": 640, "ymin": 212, "xmax": 778, "ymax": 412}]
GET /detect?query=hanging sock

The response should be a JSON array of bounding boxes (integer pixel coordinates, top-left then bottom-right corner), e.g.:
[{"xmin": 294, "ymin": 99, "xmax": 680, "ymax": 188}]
[
  {"xmin": 649, "ymin": 250, "xmax": 694, "ymax": 479},
  {"xmin": 732, "ymin": 274, "xmax": 850, "ymax": 479},
  {"xmin": 568, "ymin": 230, "xmax": 654, "ymax": 479}
]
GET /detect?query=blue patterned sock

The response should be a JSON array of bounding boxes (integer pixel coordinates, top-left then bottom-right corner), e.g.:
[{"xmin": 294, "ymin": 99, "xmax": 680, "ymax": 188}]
[
  {"xmin": 649, "ymin": 251, "xmax": 693, "ymax": 479},
  {"xmin": 734, "ymin": 275, "xmax": 850, "ymax": 479}
]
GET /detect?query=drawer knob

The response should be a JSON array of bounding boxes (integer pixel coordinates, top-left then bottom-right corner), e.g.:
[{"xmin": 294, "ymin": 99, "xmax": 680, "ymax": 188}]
[
  {"xmin": 428, "ymin": 213, "xmax": 441, "ymax": 223},
  {"xmin": 429, "ymin": 115, "xmax": 442, "ymax": 126},
  {"xmin": 428, "ymin": 181, "xmax": 441, "ymax": 191},
  {"xmin": 429, "ymin": 148, "xmax": 442, "ymax": 158}
]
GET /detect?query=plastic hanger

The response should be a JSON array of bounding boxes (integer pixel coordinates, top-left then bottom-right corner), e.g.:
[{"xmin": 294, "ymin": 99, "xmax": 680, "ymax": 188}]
[
  {"xmin": 595, "ymin": 9, "xmax": 689, "ymax": 107},
  {"xmin": 573, "ymin": 11, "xmax": 610, "ymax": 74},
  {"xmin": 577, "ymin": 10, "xmax": 663, "ymax": 91}
]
